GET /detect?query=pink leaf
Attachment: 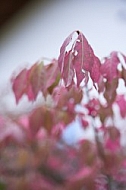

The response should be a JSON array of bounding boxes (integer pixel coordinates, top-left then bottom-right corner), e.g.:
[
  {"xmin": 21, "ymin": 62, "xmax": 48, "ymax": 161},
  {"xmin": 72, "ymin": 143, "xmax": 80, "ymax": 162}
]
[
  {"xmin": 29, "ymin": 107, "xmax": 54, "ymax": 136},
  {"xmin": 58, "ymin": 31, "xmax": 75, "ymax": 74},
  {"xmin": 45, "ymin": 60, "xmax": 61, "ymax": 93},
  {"xmin": 12, "ymin": 60, "xmax": 60, "ymax": 103},
  {"xmin": 90, "ymin": 56, "xmax": 101, "ymax": 83},
  {"xmin": 26, "ymin": 83, "xmax": 35, "ymax": 101},
  {"xmin": 52, "ymin": 85, "xmax": 82, "ymax": 108},
  {"xmin": 103, "ymin": 78, "xmax": 118, "ymax": 104},
  {"xmin": 12, "ymin": 63, "xmax": 42, "ymax": 103},
  {"xmin": 51, "ymin": 122, "xmax": 65, "ymax": 139},
  {"xmin": 104, "ymin": 126, "xmax": 120, "ymax": 152},
  {"xmin": 29, "ymin": 108, "xmax": 43, "ymax": 136},
  {"xmin": 12, "ymin": 68, "xmax": 28, "ymax": 103},
  {"xmin": 61, "ymin": 50, "xmax": 74, "ymax": 87},
  {"xmin": 18, "ymin": 115, "xmax": 29, "ymax": 129},
  {"xmin": 58, "ymin": 30, "xmax": 101, "ymax": 87},
  {"xmin": 81, "ymin": 118, "xmax": 89, "ymax": 129},
  {"xmin": 116, "ymin": 95, "xmax": 126, "ymax": 118},
  {"xmin": 72, "ymin": 32, "xmax": 89, "ymax": 86},
  {"xmin": 105, "ymin": 138, "xmax": 120, "ymax": 152},
  {"xmin": 28, "ymin": 62, "xmax": 44, "ymax": 100},
  {"xmin": 100, "ymin": 51, "xmax": 120, "ymax": 82},
  {"xmin": 69, "ymin": 167, "xmax": 93, "ymax": 181}
]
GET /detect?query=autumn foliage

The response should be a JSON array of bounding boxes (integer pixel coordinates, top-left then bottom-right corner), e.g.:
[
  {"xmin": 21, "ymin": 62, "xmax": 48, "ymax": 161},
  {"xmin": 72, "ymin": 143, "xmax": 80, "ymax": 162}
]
[{"xmin": 0, "ymin": 31, "xmax": 126, "ymax": 189}]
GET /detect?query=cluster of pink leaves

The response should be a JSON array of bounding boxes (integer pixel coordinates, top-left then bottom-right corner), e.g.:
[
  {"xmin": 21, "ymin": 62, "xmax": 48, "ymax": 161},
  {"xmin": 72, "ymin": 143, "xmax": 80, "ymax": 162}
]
[{"xmin": 0, "ymin": 30, "xmax": 126, "ymax": 190}]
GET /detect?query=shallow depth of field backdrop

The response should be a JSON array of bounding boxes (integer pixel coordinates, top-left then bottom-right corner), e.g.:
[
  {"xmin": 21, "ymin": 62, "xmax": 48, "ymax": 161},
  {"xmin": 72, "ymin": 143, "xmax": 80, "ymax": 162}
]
[{"xmin": 0, "ymin": 0, "xmax": 126, "ymax": 142}]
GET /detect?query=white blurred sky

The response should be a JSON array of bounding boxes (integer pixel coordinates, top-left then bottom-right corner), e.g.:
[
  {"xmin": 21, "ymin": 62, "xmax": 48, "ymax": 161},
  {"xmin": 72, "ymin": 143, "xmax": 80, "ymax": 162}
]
[{"xmin": 0, "ymin": 0, "xmax": 126, "ymax": 143}]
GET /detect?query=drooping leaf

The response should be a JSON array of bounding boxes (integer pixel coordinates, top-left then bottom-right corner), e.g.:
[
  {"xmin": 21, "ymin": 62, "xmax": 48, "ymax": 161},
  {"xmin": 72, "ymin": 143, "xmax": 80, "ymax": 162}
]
[
  {"xmin": 58, "ymin": 31, "xmax": 75, "ymax": 74},
  {"xmin": 58, "ymin": 30, "xmax": 101, "ymax": 88},
  {"xmin": 51, "ymin": 122, "xmax": 65, "ymax": 139},
  {"xmin": 58, "ymin": 31, "xmax": 77, "ymax": 87},
  {"xmin": 116, "ymin": 95, "xmax": 126, "ymax": 118},
  {"xmin": 72, "ymin": 32, "xmax": 89, "ymax": 86},
  {"xmin": 73, "ymin": 32, "xmax": 101, "ymax": 85},
  {"xmin": 12, "ymin": 68, "xmax": 28, "ymax": 103},
  {"xmin": 104, "ymin": 126, "xmax": 121, "ymax": 152},
  {"xmin": 103, "ymin": 78, "xmax": 118, "ymax": 104},
  {"xmin": 29, "ymin": 107, "xmax": 43, "ymax": 136},
  {"xmin": 28, "ymin": 60, "xmax": 60, "ymax": 99},
  {"xmin": 12, "ymin": 63, "xmax": 43, "ymax": 103},
  {"xmin": 102, "ymin": 127, "xmax": 122, "ymax": 177},
  {"xmin": 25, "ymin": 83, "xmax": 35, "ymax": 101},
  {"xmin": 52, "ymin": 85, "xmax": 83, "ymax": 126},
  {"xmin": 61, "ymin": 50, "xmax": 74, "ymax": 87},
  {"xmin": 100, "ymin": 51, "xmax": 120, "ymax": 82},
  {"xmin": 28, "ymin": 62, "xmax": 44, "ymax": 100},
  {"xmin": 98, "ymin": 104, "xmax": 113, "ymax": 123},
  {"xmin": 90, "ymin": 56, "xmax": 101, "ymax": 83},
  {"xmin": 45, "ymin": 60, "xmax": 61, "ymax": 94},
  {"xmin": 52, "ymin": 85, "xmax": 83, "ymax": 108},
  {"xmin": 29, "ymin": 106, "xmax": 55, "ymax": 136},
  {"xmin": 12, "ymin": 60, "xmax": 60, "ymax": 103}
]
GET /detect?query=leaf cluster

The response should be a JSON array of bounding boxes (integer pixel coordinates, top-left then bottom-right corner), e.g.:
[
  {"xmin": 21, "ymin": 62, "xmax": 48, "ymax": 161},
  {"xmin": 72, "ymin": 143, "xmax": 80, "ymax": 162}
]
[{"xmin": 0, "ymin": 31, "xmax": 126, "ymax": 189}]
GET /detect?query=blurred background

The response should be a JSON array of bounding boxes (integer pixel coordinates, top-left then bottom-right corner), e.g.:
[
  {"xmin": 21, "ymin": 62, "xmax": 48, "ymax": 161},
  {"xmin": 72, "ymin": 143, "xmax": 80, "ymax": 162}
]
[
  {"xmin": 0, "ymin": 0, "xmax": 126, "ymax": 84},
  {"xmin": 0, "ymin": 0, "xmax": 126, "ymax": 142}
]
